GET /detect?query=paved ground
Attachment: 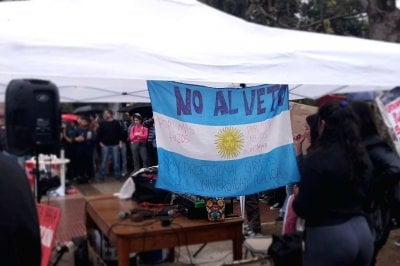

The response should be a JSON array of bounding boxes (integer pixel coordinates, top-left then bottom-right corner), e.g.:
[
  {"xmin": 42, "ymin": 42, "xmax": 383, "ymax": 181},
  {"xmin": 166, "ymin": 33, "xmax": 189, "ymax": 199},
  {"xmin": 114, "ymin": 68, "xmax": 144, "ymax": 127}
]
[{"xmin": 47, "ymin": 177, "xmax": 400, "ymax": 265}]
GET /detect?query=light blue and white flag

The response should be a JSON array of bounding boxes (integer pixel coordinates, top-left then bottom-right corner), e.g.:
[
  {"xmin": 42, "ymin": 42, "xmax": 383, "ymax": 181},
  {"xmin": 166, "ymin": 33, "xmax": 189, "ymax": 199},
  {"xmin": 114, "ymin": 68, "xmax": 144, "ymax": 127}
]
[{"xmin": 147, "ymin": 81, "xmax": 300, "ymax": 197}]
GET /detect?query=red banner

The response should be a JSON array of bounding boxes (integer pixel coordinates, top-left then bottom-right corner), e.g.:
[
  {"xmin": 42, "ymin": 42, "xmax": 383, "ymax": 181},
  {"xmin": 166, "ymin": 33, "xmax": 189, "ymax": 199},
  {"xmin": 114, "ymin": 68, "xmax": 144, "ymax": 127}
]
[{"xmin": 37, "ymin": 204, "xmax": 61, "ymax": 266}]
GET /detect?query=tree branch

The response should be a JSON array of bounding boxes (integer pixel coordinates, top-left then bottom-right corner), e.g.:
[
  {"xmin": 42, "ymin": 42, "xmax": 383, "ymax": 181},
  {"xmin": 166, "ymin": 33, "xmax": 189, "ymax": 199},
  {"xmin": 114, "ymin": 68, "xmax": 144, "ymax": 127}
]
[{"xmin": 299, "ymin": 11, "xmax": 365, "ymax": 30}]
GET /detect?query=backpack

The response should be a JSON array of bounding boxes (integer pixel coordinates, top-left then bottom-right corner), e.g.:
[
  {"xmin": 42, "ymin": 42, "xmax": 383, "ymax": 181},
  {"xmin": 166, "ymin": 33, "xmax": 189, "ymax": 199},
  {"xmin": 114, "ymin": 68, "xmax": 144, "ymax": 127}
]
[
  {"xmin": 130, "ymin": 166, "xmax": 171, "ymax": 204},
  {"xmin": 364, "ymin": 135, "xmax": 400, "ymax": 249},
  {"xmin": 267, "ymin": 232, "xmax": 303, "ymax": 266}
]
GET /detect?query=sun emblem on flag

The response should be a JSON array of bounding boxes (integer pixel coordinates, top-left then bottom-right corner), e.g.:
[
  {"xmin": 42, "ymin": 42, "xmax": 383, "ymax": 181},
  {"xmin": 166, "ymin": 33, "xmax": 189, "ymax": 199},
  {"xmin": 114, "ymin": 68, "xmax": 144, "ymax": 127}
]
[{"xmin": 215, "ymin": 127, "xmax": 244, "ymax": 159}]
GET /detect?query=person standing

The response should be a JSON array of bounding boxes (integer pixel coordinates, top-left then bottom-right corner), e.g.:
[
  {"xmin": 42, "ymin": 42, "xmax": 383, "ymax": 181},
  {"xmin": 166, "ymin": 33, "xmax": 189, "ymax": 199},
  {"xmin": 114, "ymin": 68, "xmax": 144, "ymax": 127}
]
[
  {"xmin": 293, "ymin": 101, "xmax": 374, "ymax": 266},
  {"xmin": 352, "ymin": 101, "xmax": 400, "ymax": 265},
  {"xmin": 96, "ymin": 109, "xmax": 123, "ymax": 181},
  {"xmin": 244, "ymin": 193, "xmax": 262, "ymax": 237},
  {"xmin": 61, "ymin": 120, "xmax": 78, "ymax": 182},
  {"xmin": 129, "ymin": 113, "xmax": 149, "ymax": 173},
  {"xmin": 119, "ymin": 113, "xmax": 130, "ymax": 177},
  {"xmin": 89, "ymin": 114, "xmax": 100, "ymax": 178},
  {"xmin": 73, "ymin": 116, "xmax": 94, "ymax": 183},
  {"xmin": 143, "ymin": 116, "xmax": 158, "ymax": 166},
  {"xmin": 0, "ymin": 152, "xmax": 41, "ymax": 265}
]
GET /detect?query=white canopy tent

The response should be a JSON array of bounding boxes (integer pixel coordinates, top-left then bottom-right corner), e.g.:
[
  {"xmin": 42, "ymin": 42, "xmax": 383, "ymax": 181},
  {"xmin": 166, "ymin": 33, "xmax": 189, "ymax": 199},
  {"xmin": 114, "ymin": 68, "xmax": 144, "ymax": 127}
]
[{"xmin": 0, "ymin": 0, "xmax": 399, "ymax": 102}]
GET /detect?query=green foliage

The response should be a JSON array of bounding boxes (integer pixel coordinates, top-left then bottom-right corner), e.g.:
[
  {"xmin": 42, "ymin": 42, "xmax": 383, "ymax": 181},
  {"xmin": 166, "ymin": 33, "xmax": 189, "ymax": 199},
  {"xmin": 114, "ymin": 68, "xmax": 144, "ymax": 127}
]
[
  {"xmin": 200, "ymin": 0, "xmax": 369, "ymax": 38},
  {"xmin": 300, "ymin": 0, "xmax": 367, "ymax": 37}
]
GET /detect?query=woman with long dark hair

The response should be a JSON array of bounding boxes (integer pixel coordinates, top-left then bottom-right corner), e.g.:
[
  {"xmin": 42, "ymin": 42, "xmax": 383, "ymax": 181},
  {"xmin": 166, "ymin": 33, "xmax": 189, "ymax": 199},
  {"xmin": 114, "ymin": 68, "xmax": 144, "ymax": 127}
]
[{"xmin": 293, "ymin": 101, "xmax": 374, "ymax": 266}]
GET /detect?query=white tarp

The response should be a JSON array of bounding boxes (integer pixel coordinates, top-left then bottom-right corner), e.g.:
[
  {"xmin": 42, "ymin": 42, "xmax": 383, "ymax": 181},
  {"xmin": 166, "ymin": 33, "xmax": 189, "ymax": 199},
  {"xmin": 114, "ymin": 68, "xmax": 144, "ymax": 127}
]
[{"xmin": 0, "ymin": 0, "xmax": 399, "ymax": 102}]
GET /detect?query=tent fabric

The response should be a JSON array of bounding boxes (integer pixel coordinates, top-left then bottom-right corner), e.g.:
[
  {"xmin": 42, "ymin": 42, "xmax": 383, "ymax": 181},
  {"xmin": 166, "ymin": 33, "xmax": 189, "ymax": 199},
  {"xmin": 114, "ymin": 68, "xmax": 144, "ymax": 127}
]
[{"xmin": 0, "ymin": 0, "xmax": 399, "ymax": 102}]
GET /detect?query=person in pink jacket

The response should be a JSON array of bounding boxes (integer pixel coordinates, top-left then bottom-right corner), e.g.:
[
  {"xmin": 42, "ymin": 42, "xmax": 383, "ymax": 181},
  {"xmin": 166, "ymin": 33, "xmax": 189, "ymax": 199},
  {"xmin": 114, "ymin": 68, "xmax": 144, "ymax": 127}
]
[{"xmin": 129, "ymin": 113, "xmax": 149, "ymax": 172}]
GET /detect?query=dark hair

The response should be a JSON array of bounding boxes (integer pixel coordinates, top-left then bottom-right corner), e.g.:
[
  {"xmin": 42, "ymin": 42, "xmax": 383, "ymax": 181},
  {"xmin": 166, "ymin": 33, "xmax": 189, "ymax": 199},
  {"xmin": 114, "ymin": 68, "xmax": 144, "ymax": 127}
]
[
  {"xmin": 79, "ymin": 115, "xmax": 91, "ymax": 123},
  {"xmin": 350, "ymin": 101, "xmax": 378, "ymax": 139},
  {"xmin": 104, "ymin": 109, "xmax": 113, "ymax": 116},
  {"xmin": 306, "ymin": 113, "xmax": 319, "ymax": 148},
  {"xmin": 143, "ymin": 117, "xmax": 154, "ymax": 127},
  {"xmin": 317, "ymin": 101, "xmax": 368, "ymax": 186},
  {"xmin": 133, "ymin": 113, "xmax": 143, "ymax": 122}
]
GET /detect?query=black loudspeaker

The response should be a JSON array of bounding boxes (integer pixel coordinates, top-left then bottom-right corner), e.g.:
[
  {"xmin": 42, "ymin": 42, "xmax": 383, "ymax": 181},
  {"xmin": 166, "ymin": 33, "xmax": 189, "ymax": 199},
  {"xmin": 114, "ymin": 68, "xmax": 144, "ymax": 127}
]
[{"xmin": 5, "ymin": 79, "xmax": 61, "ymax": 155}]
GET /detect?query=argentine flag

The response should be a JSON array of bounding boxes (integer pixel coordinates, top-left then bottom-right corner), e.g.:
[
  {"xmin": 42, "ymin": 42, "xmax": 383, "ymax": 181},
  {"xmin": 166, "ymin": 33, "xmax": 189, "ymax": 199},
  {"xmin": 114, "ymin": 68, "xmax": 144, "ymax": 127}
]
[{"xmin": 147, "ymin": 81, "xmax": 300, "ymax": 197}]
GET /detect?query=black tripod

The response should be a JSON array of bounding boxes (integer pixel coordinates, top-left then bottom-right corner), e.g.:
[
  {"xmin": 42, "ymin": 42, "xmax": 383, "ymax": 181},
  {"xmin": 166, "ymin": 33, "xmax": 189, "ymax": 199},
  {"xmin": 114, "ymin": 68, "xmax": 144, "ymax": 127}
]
[{"xmin": 33, "ymin": 150, "xmax": 42, "ymax": 203}]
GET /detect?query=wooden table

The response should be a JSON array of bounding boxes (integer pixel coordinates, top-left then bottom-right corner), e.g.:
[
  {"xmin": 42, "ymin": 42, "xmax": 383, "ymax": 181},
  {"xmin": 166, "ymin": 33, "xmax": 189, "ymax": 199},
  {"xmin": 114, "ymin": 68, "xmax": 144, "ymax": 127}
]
[{"xmin": 85, "ymin": 195, "xmax": 244, "ymax": 266}]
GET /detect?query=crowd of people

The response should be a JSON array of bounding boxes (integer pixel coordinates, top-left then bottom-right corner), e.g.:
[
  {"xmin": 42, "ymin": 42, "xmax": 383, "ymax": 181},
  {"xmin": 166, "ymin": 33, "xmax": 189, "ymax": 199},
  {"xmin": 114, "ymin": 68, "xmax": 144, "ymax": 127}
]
[{"xmin": 60, "ymin": 109, "xmax": 157, "ymax": 184}]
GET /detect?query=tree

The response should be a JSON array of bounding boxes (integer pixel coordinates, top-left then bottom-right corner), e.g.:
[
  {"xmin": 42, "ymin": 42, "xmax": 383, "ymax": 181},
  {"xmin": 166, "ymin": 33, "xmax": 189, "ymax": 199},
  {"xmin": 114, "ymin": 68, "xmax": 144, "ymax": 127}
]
[
  {"xmin": 359, "ymin": 0, "xmax": 400, "ymax": 42},
  {"xmin": 198, "ymin": 0, "xmax": 400, "ymax": 42},
  {"xmin": 298, "ymin": 0, "xmax": 368, "ymax": 37}
]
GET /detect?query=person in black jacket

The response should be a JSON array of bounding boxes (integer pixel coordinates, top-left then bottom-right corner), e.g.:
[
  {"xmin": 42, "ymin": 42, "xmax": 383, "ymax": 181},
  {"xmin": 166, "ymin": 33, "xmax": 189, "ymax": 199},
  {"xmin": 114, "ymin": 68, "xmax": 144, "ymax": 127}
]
[
  {"xmin": 74, "ymin": 115, "xmax": 95, "ymax": 183},
  {"xmin": 293, "ymin": 101, "xmax": 374, "ymax": 266},
  {"xmin": 97, "ymin": 109, "xmax": 123, "ymax": 181},
  {"xmin": 352, "ymin": 101, "xmax": 400, "ymax": 265},
  {"xmin": 0, "ymin": 152, "xmax": 41, "ymax": 266}
]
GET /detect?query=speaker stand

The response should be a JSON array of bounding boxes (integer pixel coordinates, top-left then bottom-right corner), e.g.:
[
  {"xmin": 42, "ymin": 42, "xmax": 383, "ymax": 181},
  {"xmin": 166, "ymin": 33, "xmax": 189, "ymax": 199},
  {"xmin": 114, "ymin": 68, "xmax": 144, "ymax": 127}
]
[{"xmin": 34, "ymin": 151, "xmax": 41, "ymax": 203}]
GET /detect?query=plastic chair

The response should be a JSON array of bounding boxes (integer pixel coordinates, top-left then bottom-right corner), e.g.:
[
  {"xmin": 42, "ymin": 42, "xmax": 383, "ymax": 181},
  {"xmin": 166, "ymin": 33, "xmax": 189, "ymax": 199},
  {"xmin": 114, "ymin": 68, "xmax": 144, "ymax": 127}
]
[
  {"xmin": 243, "ymin": 237, "xmax": 273, "ymax": 258},
  {"xmin": 222, "ymin": 256, "xmax": 273, "ymax": 266}
]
